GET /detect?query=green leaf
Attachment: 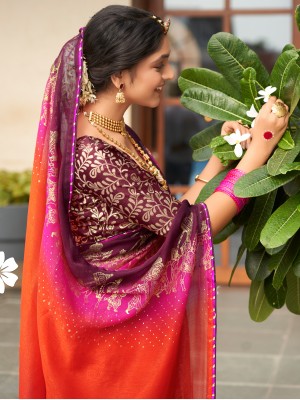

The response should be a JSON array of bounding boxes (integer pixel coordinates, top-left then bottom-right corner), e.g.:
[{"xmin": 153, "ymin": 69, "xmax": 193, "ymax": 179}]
[
  {"xmin": 196, "ymin": 169, "xmax": 228, "ymax": 203},
  {"xmin": 245, "ymin": 248, "xmax": 272, "ymax": 281},
  {"xmin": 270, "ymin": 49, "xmax": 299, "ymax": 108},
  {"xmin": 181, "ymin": 87, "xmax": 251, "ymax": 124},
  {"xmin": 229, "ymin": 243, "xmax": 246, "ymax": 286},
  {"xmin": 178, "ymin": 68, "xmax": 241, "ymax": 100},
  {"xmin": 260, "ymin": 192, "xmax": 300, "ymax": 249},
  {"xmin": 212, "ymin": 143, "xmax": 240, "ymax": 165},
  {"xmin": 284, "ymin": 175, "xmax": 300, "ymax": 196},
  {"xmin": 282, "ymin": 63, "xmax": 300, "ymax": 114},
  {"xmin": 265, "ymin": 244, "xmax": 286, "ymax": 255},
  {"xmin": 234, "ymin": 165, "xmax": 299, "ymax": 197},
  {"xmin": 249, "ymin": 280, "xmax": 274, "ymax": 322},
  {"xmin": 268, "ymin": 235, "xmax": 300, "ymax": 290},
  {"xmin": 286, "ymin": 270, "xmax": 300, "ymax": 314},
  {"xmin": 240, "ymin": 67, "xmax": 260, "ymax": 109},
  {"xmin": 207, "ymin": 32, "xmax": 269, "ymax": 90},
  {"xmin": 190, "ymin": 122, "xmax": 223, "ymax": 161},
  {"xmin": 280, "ymin": 162, "xmax": 300, "ymax": 174},
  {"xmin": 264, "ymin": 273, "xmax": 287, "ymax": 309},
  {"xmin": 295, "ymin": 5, "xmax": 300, "ymax": 32},
  {"xmin": 267, "ymin": 124, "xmax": 300, "ymax": 176},
  {"xmin": 292, "ymin": 248, "xmax": 300, "ymax": 277},
  {"xmin": 243, "ymin": 191, "xmax": 277, "ymax": 251},
  {"xmin": 213, "ymin": 221, "xmax": 239, "ymax": 244},
  {"xmin": 277, "ymin": 130, "xmax": 295, "ymax": 150},
  {"xmin": 282, "ymin": 44, "xmax": 296, "ymax": 52}
]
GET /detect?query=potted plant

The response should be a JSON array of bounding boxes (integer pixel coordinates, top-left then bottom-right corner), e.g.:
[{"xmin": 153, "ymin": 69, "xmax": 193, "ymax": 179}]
[
  {"xmin": 0, "ymin": 170, "xmax": 31, "ymax": 263},
  {"xmin": 179, "ymin": 6, "xmax": 300, "ymax": 321}
]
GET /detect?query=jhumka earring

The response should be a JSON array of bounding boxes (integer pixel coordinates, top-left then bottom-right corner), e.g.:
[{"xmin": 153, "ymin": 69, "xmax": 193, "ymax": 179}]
[{"xmin": 115, "ymin": 84, "xmax": 126, "ymax": 104}]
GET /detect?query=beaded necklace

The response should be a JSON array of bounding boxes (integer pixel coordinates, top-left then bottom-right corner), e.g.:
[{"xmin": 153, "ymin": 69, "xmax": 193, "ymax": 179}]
[{"xmin": 83, "ymin": 111, "xmax": 168, "ymax": 191}]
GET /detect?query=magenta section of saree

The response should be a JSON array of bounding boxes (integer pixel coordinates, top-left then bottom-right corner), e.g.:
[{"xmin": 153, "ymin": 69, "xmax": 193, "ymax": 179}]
[{"xmin": 19, "ymin": 30, "xmax": 217, "ymax": 399}]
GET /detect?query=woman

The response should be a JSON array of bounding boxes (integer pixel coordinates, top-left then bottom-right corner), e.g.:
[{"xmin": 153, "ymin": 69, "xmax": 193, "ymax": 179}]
[{"xmin": 19, "ymin": 5, "xmax": 288, "ymax": 399}]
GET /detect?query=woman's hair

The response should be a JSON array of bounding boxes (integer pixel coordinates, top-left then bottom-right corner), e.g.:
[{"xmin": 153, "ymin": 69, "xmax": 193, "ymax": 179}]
[{"xmin": 83, "ymin": 5, "xmax": 165, "ymax": 93}]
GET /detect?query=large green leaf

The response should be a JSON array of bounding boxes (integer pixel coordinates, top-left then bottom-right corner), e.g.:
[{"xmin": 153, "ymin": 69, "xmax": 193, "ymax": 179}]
[
  {"xmin": 207, "ymin": 32, "xmax": 269, "ymax": 90},
  {"xmin": 264, "ymin": 273, "xmax": 287, "ymax": 309},
  {"xmin": 240, "ymin": 67, "xmax": 260, "ymax": 109},
  {"xmin": 249, "ymin": 280, "xmax": 274, "ymax": 322},
  {"xmin": 245, "ymin": 248, "xmax": 272, "ymax": 281},
  {"xmin": 267, "ymin": 127, "xmax": 300, "ymax": 176},
  {"xmin": 260, "ymin": 192, "xmax": 300, "ymax": 249},
  {"xmin": 286, "ymin": 270, "xmax": 300, "ymax": 314},
  {"xmin": 283, "ymin": 175, "xmax": 300, "ymax": 196},
  {"xmin": 296, "ymin": 5, "xmax": 300, "ymax": 32},
  {"xmin": 270, "ymin": 49, "xmax": 299, "ymax": 107},
  {"xmin": 234, "ymin": 165, "xmax": 299, "ymax": 197},
  {"xmin": 196, "ymin": 169, "xmax": 228, "ymax": 203},
  {"xmin": 243, "ymin": 191, "xmax": 277, "ymax": 251},
  {"xmin": 277, "ymin": 130, "xmax": 295, "ymax": 150},
  {"xmin": 229, "ymin": 243, "xmax": 246, "ymax": 286},
  {"xmin": 181, "ymin": 87, "xmax": 251, "ymax": 124},
  {"xmin": 282, "ymin": 63, "xmax": 300, "ymax": 114},
  {"xmin": 190, "ymin": 122, "xmax": 223, "ymax": 161},
  {"xmin": 178, "ymin": 68, "xmax": 241, "ymax": 100},
  {"xmin": 213, "ymin": 221, "xmax": 239, "ymax": 244},
  {"xmin": 268, "ymin": 234, "xmax": 300, "ymax": 290},
  {"xmin": 292, "ymin": 247, "xmax": 300, "ymax": 277},
  {"xmin": 280, "ymin": 162, "xmax": 300, "ymax": 174}
]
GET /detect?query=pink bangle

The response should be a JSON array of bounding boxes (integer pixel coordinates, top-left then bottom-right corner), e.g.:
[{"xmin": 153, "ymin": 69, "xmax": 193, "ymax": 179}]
[{"xmin": 214, "ymin": 169, "xmax": 249, "ymax": 213}]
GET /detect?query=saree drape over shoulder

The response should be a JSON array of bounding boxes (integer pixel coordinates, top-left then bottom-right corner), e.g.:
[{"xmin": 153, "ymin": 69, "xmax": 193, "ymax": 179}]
[{"xmin": 19, "ymin": 31, "xmax": 217, "ymax": 399}]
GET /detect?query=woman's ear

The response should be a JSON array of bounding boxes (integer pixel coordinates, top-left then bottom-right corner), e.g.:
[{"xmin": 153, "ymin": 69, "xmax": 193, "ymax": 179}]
[{"xmin": 111, "ymin": 72, "xmax": 123, "ymax": 89}]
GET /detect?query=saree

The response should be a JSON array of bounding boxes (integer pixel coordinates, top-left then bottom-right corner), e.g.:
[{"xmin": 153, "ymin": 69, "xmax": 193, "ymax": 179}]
[{"xmin": 19, "ymin": 30, "xmax": 217, "ymax": 399}]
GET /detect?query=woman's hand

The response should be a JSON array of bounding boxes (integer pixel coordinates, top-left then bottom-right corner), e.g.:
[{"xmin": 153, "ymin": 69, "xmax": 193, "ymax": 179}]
[
  {"xmin": 237, "ymin": 96, "xmax": 289, "ymax": 173},
  {"xmin": 221, "ymin": 120, "xmax": 251, "ymax": 150},
  {"xmin": 249, "ymin": 96, "xmax": 289, "ymax": 155}
]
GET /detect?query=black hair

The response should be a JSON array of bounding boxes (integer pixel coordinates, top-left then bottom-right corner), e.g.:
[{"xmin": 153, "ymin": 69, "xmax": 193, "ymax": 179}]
[{"xmin": 83, "ymin": 5, "xmax": 165, "ymax": 93}]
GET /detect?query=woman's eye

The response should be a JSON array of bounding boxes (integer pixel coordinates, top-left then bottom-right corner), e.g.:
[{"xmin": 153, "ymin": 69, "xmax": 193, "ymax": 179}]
[{"xmin": 155, "ymin": 64, "xmax": 164, "ymax": 71}]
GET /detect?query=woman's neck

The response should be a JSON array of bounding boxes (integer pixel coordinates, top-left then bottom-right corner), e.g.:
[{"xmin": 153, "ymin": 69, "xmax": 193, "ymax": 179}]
[{"xmin": 83, "ymin": 91, "xmax": 129, "ymax": 121}]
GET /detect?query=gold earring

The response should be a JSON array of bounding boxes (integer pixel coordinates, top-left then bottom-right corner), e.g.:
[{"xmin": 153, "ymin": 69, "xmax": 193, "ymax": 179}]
[{"xmin": 115, "ymin": 84, "xmax": 125, "ymax": 104}]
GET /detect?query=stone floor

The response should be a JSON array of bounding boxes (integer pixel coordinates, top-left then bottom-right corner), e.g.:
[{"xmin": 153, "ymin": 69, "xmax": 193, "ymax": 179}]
[{"xmin": 0, "ymin": 286, "xmax": 299, "ymax": 399}]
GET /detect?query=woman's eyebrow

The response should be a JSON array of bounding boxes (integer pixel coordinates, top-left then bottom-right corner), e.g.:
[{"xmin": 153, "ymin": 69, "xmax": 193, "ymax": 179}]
[{"xmin": 151, "ymin": 53, "xmax": 170, "ymax": 63}]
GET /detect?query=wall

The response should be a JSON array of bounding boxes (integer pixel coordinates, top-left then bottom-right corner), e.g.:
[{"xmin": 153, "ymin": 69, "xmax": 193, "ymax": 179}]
[{"xmin": 0, "ymin": 0, "xmax": 131, "ymax": 171}]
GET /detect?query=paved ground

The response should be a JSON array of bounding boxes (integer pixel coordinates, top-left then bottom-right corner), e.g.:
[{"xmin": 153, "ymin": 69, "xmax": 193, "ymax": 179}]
[{"xmin": 0, "ymin": 286, "xmax": 299, "ymax": 399}]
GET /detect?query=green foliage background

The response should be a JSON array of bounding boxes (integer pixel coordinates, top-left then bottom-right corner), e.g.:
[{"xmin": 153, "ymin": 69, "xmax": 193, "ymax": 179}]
[{"xmin": 179, "ymin": 7, "xmax": 300, "ymax": 321}]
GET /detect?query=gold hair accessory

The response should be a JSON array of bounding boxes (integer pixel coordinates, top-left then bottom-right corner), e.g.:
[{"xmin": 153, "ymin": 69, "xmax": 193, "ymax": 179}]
[
  {"xmin": 271, "ymin": 99, "xmax": 288, "ymax": 118},
  {"xmin": 151, "ymin": 15, "xmax": 171, "ymax": 34},
  {"xmin": 84, "ymin": 111, "xmax": 127, "ymax": 137},
  {"xmin": 84, "ymin": 111, "xmax": 168, "ymax": 190},
  {"xmin": 80, "ymin": 58, "xmax": 97, "ymax": 107},
  {"xmin": 195, "ymin": 175, "xmax": 209, "ymax": 184},
  {"xmin": 115, "ymin": 84, "xmax": 126, "ymax": 104}
]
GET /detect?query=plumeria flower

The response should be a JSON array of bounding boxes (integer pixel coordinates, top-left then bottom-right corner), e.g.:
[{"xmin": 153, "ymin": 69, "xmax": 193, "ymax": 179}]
[
  {"xmin": 224, "ymin": 129, "xmax": 251, "ymax": 158},
  {"xmin": 246, "ymin": 104, "xmax": 259, "ymax": 128},
  {"xmin": 255, "ymin": 85, "xmax": 277, "ymax": 103},
  {"xmin": 0, "ymin": 251, "xmax": 18, "ymax": 294}
]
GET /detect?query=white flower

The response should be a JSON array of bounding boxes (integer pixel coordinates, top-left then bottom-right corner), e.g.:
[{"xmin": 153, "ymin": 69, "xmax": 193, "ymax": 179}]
[
  {"xmin": 255, "ymin": 85, "xmax": 277, "ymax": 103},
  {"xmin": 224, "ymin": 129, "xmax": 251, "ymax": 158},
  {"xmin": 0, "ymin": 251, "xmax": 18, "ymax": 294},
  {"xmin": 246, "ymin": 104, "xmax": 259, "ymax": 128}
]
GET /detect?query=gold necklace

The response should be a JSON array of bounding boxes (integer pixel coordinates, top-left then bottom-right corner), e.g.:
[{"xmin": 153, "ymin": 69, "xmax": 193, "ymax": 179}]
[
  {"xmin": 86, "ymin": 112, "xmax": 127, "ymax": 137},
  {"xmin": 84, "ymin": 111, "xmax": 168, "ymax": 190}
]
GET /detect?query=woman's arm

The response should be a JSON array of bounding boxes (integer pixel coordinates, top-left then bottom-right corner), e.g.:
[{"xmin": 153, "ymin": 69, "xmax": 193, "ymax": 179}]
[{"xmin": 181, "ymin": 97, "xmax": 289, "ymax": 236}]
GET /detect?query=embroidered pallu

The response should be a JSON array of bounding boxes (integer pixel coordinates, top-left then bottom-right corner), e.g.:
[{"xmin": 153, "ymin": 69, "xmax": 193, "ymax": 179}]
[{"xmin": 19, "ymin": 30, "xmax": 217, "ymax": 399}]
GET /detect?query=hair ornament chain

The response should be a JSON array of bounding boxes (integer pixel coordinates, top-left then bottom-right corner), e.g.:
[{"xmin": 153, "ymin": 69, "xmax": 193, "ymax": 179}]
[
  {"xmin": 80, "ymin": 58, "xmax": 97, "ymax": 107},
  {"xmin": 151, "ymin": 15, "xmax": 170, "ymax": 34}
]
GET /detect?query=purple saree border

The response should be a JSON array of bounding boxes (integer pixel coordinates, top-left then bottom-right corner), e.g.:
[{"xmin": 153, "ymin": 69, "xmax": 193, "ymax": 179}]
[
  {"xmin": 202, "ymin": 203, "xmax": 217, "ymax": 399},
  {"xmin": 68, "ymin": 29, "xmax": 84, "ymax": 212}
]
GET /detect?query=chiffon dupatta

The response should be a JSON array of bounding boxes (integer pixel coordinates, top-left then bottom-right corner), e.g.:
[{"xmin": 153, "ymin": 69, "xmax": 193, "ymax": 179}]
[{"xmin": 19, "ymin": 30, "xmax": 217, "ymax": 398}]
